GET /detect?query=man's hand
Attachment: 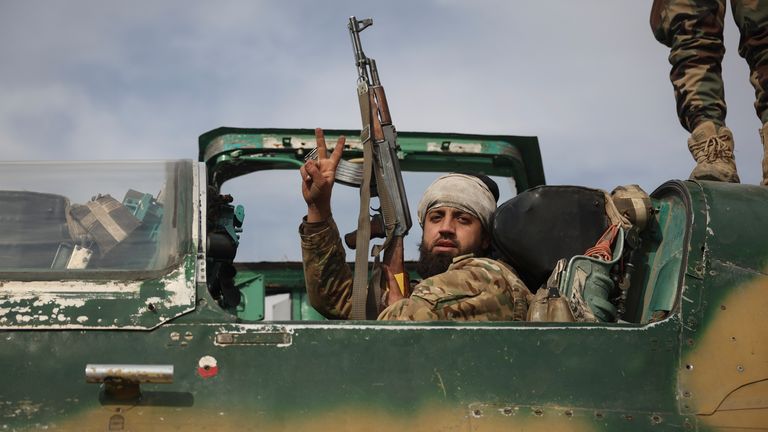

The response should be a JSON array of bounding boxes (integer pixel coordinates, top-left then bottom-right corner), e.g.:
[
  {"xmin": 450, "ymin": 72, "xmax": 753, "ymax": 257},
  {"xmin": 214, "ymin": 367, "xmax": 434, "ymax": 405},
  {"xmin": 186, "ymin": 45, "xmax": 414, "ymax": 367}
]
[
  {"xmin": 382, "ymin": 264, "xmax": 408, "ymax": 307},
  {"xmin": 301, "ymin": 128, "xmax": 345, "ymax": 222}
]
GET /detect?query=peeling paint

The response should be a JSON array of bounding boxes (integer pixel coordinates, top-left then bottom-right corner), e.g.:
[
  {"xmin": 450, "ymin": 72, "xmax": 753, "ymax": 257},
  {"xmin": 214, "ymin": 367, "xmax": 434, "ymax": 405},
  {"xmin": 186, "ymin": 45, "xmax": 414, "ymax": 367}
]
[
  {"xmin": 199, "ymin": 316, "xmax": 675, "ymax": 334},
  {"xmin": 158, "ymin": 270, "xmax": 196, "ymax": 308},
  {"xmin": 426, "ymin": 141, "xmax": 482, "ymax": 153},
  {"xmin": 262, "ymin": 136, "xmax": 364, "ymax": 151},
  {"xmin": 10, "ymin": 400, "xmax": 41, "ymax": 418},
  {"xmin": 1, "ymin": 280, "xmax": 138, "ymax": 294},
  {"xmin": 0, "ymin": 260, "xmax": 195, "ymax": 330}
]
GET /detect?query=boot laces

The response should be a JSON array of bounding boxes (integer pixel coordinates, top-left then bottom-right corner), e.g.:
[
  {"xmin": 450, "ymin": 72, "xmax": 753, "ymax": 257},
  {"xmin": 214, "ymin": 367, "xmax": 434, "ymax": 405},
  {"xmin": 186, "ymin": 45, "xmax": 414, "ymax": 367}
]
[{"xmin": 690, "ymin": 132, "xmax": 734, "ymax": 163}]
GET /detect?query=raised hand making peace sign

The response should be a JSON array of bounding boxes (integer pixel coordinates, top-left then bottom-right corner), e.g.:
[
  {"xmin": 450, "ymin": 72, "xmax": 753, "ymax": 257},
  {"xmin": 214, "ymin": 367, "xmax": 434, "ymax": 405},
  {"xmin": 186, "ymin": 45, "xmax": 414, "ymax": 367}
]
[{"xmin": 300, "ymin": 128, "xmax": 346, "ymax": 223}]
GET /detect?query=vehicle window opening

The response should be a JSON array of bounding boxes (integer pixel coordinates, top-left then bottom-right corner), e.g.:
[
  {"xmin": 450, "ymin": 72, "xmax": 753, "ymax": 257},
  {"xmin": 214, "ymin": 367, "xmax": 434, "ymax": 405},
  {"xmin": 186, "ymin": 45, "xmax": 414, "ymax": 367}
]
[{"xmin": 206, "ymin": 170, "xmax": 516, "ymax": 321}]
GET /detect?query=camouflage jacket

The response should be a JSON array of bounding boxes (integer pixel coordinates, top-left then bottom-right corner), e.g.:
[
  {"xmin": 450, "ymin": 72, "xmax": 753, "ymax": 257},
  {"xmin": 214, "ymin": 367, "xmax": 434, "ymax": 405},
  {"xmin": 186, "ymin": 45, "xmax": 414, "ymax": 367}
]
[{"xmin": 300, "ymin": 216, "xmax": 530, "ymax": 321}]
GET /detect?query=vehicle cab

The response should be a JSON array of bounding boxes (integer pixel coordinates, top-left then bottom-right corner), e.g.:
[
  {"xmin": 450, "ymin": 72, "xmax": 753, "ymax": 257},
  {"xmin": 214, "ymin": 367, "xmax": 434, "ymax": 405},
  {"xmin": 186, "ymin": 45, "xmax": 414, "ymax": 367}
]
[{"xmin": 0, "ymin": 128, "xmax": 766, "ymax": 431}]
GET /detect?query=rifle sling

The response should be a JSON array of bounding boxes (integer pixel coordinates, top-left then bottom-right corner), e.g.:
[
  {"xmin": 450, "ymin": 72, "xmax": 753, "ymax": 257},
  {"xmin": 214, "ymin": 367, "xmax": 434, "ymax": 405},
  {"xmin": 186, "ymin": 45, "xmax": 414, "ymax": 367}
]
[{"xmin": 350, "ymin": 88, "xmax": 374, "ymax": 320}]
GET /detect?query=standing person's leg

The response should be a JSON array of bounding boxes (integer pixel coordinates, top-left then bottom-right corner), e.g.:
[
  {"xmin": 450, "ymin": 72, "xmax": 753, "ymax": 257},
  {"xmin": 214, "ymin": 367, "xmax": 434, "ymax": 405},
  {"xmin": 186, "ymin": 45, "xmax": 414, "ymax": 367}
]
[
  {"xmin": 732, "ymin": 0, "xmax": 768, "ymax": 184},
  {"xmin": 652, "ymin": 0, "xmax": 739, "ymax": 182}
]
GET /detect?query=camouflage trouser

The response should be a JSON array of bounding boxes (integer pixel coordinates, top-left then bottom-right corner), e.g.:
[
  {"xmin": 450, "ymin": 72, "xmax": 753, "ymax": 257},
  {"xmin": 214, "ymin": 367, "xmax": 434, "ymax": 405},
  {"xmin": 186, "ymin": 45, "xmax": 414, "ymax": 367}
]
[{"xmin": 651, "ymin": 0, "xmax": 768, "ymax": 131}]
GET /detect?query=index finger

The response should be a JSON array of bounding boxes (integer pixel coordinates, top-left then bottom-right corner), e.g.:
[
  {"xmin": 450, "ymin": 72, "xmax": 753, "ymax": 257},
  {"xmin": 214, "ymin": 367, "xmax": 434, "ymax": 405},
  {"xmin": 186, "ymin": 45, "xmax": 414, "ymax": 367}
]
[
  {"xmin": 329, "ymin": 135, "xmax": 345, "ymax": 165},
  {"xmin": 315, "ymin": 128, "xmax": 327, "ymax": 159}
]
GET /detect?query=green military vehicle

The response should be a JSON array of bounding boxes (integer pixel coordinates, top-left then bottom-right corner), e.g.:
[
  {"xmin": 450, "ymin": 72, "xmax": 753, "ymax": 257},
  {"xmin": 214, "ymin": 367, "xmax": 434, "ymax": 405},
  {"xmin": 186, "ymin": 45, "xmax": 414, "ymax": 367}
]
[
  {"xmin": 1, "ymin": 125, "xmax": 766, "ymax": 431},
  {"xmin": 2, "ymin": 14, "xmax": 767, "ymax": 432}
]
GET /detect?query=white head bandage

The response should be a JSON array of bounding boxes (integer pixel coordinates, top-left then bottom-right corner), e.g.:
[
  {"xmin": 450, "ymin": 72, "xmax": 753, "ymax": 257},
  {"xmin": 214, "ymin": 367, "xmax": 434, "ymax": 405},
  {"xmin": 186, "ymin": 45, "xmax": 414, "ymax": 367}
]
[{"xmin": 417, "ymin": 174, "xmax": 497, "ymax": 231}]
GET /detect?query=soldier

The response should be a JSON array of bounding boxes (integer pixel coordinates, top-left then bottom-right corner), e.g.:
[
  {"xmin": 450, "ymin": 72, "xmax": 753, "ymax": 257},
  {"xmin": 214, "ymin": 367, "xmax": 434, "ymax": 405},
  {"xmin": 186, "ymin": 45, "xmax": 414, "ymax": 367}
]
[
  {"xmin": 299, "ymin": 128, "xmax": 530, "ymax": 321},
  {"xmin": 651, "ymin": 0, "xmax": 768, "ymax": 184}
]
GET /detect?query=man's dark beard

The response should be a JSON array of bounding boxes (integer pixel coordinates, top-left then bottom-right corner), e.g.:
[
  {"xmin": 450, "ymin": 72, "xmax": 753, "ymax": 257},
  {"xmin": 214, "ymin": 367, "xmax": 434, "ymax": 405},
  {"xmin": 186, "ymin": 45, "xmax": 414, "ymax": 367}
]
[
  {"xmin": 416, "ymin": 242, "xmax": 455, "ymax": 279},
  {"xmin": 416, "ymin": 236, "xmax": 490, "ymax": 279}
]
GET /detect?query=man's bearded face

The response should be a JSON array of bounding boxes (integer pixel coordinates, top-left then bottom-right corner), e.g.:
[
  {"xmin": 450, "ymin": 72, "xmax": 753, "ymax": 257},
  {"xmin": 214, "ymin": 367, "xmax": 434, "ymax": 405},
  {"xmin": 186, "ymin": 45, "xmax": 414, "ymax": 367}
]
[{"xmin": 416, "ymin": 207, "xmax": 489, "ymax": 279}]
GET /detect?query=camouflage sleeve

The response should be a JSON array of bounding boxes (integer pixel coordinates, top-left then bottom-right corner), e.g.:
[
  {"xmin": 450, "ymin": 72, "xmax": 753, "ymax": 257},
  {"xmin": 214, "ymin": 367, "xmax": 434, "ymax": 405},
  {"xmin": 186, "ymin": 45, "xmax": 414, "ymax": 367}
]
[
  {"xmin": 377, "ymin": 256, "xmax": 530, "ymax": 321},
  {"xmin": 299, "ymin": 216, "xmax": 353, "ymax": 319}
]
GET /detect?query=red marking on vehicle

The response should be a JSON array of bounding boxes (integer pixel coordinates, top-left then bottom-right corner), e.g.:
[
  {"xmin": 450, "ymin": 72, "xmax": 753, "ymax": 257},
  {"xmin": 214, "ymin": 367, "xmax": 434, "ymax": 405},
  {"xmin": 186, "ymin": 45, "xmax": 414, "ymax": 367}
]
[{"xmin": 197, "ymin": 365, "xmax": 218, "ymax": 378}]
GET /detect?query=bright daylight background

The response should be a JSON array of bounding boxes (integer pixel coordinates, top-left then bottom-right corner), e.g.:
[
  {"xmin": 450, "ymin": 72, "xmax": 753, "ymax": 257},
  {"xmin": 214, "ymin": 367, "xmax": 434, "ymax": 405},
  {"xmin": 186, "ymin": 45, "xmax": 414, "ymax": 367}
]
[{"xmin": 1, "ymin": 1, "xmax": 763, "ymax": 261}]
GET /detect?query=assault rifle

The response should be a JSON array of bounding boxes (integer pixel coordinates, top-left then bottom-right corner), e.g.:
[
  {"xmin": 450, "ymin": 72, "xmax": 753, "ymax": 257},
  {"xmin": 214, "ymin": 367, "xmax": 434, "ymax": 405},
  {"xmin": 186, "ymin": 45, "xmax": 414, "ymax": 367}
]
[{"xmin": 321, "ymin": 17, "xmax": 411, "ymax": 319}]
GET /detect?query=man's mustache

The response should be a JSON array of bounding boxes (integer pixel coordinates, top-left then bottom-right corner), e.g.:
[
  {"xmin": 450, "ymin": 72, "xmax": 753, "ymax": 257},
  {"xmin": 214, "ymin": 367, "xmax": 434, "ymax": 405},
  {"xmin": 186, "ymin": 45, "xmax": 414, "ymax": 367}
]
[{"xmin": 432, "ymin": 234, "xmax": 459, "ymax": 250}]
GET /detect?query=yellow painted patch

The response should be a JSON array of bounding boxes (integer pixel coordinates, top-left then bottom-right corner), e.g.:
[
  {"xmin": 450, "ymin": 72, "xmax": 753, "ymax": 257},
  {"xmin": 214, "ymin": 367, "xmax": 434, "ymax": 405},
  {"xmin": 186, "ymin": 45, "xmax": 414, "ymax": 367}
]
[
  {"xmin": 680, "ymin": 271, "xmax": 768, "ymax": 427},
  {"xmin": 697, "ymin": 379, "xmax": 768, "ymax": 429},
  {"xmin": 38, "ymin": 402, "xmax": 602, "ymax": 432}
]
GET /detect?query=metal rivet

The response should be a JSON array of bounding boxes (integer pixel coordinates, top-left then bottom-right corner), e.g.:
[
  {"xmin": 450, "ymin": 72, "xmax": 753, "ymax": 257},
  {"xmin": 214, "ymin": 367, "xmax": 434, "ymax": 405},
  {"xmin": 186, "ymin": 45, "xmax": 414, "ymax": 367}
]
[
  {"xmin": 471, "ymin": 409, "xmax": 482, "ymax": 418},
  {"xmin": 501, "ymin": 407, "xmax": 513, "ymax": 416},
  {"xmin": 651, "ymin": 414, "xmax": 662, "ymax": 424},
  {"xmin": 595, "ymin": 412, "xmax": 604, "ymax": 419},
  {"xmin": 146, "ymin": 303, "xmax": 156, "ymax": 312},
  {"xmin": 737, "ymin": 365, "xmax": 745, "ymax": 373},
  {"xmin": 564, "ymin": 410, "xmax": 573, "ymax": 417},
  {"xmin": 533, "ymin": 408, "xmax": 543, "ymax": 416},
  {"xmin": 624, "ymin": 414, "xmax": 633, "ymax": 421},
  {"xmin": 685, "ymin": 364, "xmax": 694, "ymax": 371},
  {"xmin": 720, "ymin": 305, "xmax": 726, "ymax": 310},
  {"xmin": 169, "ymin": 332, "xmax": 181, "ymax": 341},
  {"xmin": 683, "ymin": 391, "xmax": 691, "ymax": 398},
  {"xmin": 184, "ymin": 332, "xmax": 194, "ymax": 341}
]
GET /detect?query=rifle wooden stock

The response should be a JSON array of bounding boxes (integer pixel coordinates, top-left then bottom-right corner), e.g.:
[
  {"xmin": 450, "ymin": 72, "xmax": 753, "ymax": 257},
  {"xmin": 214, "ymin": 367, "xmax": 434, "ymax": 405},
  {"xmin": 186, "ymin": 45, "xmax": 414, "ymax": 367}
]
[
  {"xmin": 370, "ymin": 93, "xmax": 385, "ymax": 142},
  {"xmin": 372, "ymin": 85, "xmax": 391, "ymax": 125}
]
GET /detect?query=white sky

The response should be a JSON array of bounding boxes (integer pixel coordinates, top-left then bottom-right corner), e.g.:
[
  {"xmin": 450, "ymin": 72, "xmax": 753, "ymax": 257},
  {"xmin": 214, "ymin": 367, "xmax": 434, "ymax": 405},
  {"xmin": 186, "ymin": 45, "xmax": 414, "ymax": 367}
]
[{"xmin": 1, "ymin": 1, "xmax": 764, "ymax": 260}]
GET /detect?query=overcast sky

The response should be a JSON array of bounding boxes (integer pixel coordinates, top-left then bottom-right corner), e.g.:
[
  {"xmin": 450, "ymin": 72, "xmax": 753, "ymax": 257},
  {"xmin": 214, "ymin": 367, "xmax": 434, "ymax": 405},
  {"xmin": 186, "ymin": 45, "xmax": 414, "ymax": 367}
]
[{"xmin": 1, "ymin": 1, "xmax": 764, "ymax": 260}]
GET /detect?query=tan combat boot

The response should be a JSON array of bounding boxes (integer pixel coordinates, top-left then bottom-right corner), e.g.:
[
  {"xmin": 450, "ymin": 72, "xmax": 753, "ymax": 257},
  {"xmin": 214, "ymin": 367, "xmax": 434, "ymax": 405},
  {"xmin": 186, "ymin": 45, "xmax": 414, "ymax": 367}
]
[
  {"xmin": 761, "ymin": 122, "xmax": 768, "ymax": 186},
  {"xmin": 687, "ymin": 121, "xmax": 740, "ymax": 183}
]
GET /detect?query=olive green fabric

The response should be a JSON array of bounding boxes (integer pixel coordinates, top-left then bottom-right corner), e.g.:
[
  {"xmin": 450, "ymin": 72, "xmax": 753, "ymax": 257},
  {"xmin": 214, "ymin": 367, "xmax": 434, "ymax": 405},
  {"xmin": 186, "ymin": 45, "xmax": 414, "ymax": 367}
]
[
  {"xmin": 378, "ymin": 255, "xmax": 530, "ymax": 321},
  {"xmin": 299, "ymin": 217, "xmax": 530, "ymax": 321},
  {"xmin": 650, "ymin": 0, "xmax": 768, "ymax": 130},
  {"xmin": 300, "ymin": 217, "xmax": 354, "ymax": 319}
]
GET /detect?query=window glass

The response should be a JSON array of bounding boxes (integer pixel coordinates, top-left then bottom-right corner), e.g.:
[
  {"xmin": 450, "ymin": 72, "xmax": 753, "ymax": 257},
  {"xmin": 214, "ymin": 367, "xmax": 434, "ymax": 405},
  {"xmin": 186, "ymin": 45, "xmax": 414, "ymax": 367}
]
[{"xmin": 0, "ymin": 160, "xmax": 189, "ymax": 275}]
